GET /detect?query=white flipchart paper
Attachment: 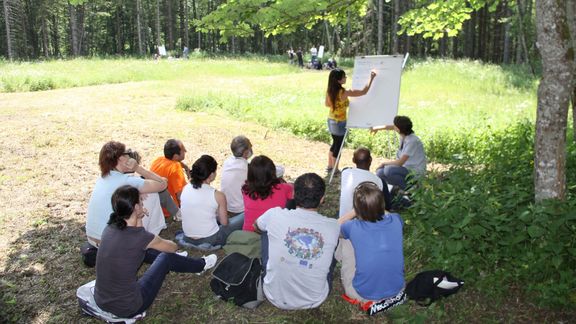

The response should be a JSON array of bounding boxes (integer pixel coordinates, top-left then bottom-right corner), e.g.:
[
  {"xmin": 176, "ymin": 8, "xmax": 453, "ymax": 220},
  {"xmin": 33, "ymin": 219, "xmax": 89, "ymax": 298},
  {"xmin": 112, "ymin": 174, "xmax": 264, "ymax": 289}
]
[{"xmin": 347, "ymin": 55, "xmax": 404, "ymax": 128}]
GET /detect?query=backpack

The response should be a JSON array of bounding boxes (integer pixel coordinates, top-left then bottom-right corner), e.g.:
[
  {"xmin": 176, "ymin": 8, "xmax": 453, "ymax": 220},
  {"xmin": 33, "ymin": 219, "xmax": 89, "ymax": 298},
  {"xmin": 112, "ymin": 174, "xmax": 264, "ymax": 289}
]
[
  {"xmin": 80, "ymin": 242, "xmax": 98, "ymax": 268},
  {"xmin": 210, "ymin": 252, "xmax": 264, "ymax": 309},
  {"xmin": 405, "ymin": 270, "xmax": 464, "ymax": 306}
]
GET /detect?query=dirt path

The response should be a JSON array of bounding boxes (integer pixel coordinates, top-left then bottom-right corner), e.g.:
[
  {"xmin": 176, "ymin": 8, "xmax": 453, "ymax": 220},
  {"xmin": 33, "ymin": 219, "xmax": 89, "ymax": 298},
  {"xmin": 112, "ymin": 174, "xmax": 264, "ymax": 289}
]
[{"xmin": 0, "ymin": 81, "xmax": 357, "ymax": 322}]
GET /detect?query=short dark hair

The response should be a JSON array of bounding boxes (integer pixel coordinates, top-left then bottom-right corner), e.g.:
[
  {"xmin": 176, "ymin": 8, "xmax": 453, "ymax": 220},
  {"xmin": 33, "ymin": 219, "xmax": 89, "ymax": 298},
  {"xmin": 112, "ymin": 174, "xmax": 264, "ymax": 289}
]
[
  {"xmin": 164, "ymin": 139, "xmax": 181, "ymax": 159},
  {"xmin": 108, "ymin": 185, "xmax": 140, "ymax": 230},
  {"xmin": 353, "ymin": 182, "xmax": 385, "ymax": 222},
  {"xmin": 230, "ymin": 135, "xmax": 251, "ymax": 158},
  {"xmin": 98, "ymin": 141, "xmax": 126, "ymax": 177},
  {"xmin": 294, "ymin": 173, "xmax": 325, "ymax": 209},
  {"xmin": 393, "ymin": 116, "xmax": 414, "ymax": 135},
  {"xmin": 242, "ymin": 155, "xmax": 280, "ymax": 200},
  {"xmin": 352, "ymin": 147, "xmax": 372, "ymax": 169},
  {"xmin": 190, "ymin": 155, "xmax": 217, "ymax": 189}
]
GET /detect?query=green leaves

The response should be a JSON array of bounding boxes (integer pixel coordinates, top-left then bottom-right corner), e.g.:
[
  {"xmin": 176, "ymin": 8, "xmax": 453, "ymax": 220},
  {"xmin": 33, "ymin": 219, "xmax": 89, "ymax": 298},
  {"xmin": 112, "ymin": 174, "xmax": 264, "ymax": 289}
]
[{"xmin": 198, "ymin": 0, "xmax": 367, "ymax": 40}]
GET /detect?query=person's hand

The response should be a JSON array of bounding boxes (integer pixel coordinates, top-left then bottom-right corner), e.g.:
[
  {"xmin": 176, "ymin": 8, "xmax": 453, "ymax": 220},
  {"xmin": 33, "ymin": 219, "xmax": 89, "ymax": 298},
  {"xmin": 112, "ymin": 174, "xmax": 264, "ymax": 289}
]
[
  {"xmin": 125, "ymin": 158, "xmax": 139, "ymax": 173},
  {"xmin": 370, "ymin": 127, "xmax": 379, "ymax": 135},
  {"xmin": 370, "ymin": 70, "xmax": 377, "ymax": 79}
]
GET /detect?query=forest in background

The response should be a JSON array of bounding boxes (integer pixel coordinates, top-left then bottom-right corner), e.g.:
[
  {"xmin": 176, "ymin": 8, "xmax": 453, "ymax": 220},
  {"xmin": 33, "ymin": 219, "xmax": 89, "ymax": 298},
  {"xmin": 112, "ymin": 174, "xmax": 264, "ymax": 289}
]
[{"xmin": 1, "ymin": 0, "xmax": 538, "ymax": 66}]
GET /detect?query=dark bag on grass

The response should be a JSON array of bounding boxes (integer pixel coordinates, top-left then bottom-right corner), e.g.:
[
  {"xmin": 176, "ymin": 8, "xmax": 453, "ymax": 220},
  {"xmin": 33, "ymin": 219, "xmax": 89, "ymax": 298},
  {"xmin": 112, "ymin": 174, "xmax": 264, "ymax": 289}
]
[
  {"xmin": 405, "ymin": 270, "xmax": 464, "ymax": 306},
  {"xmin": 81, "ymin": 242, "xmax": 98, "ymax": 268},
  {"xmin": 210, "ymin": 252, "xmax": 264, "ymax": 309}
]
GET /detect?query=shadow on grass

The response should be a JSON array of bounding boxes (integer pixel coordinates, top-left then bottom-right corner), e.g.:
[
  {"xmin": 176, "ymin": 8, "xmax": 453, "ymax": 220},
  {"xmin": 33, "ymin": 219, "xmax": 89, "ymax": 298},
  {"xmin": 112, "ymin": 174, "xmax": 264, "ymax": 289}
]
[{"xmin": 0, "ymin": 217, "xmax": 91, "ymax": 323}]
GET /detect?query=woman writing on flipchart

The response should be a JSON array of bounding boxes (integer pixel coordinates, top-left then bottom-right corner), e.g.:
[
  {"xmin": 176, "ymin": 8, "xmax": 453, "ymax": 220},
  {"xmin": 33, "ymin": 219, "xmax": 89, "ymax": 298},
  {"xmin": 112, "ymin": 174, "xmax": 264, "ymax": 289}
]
[{"xmin": 325, "ymin": 68, "xmax": 376, "ymax": 173}]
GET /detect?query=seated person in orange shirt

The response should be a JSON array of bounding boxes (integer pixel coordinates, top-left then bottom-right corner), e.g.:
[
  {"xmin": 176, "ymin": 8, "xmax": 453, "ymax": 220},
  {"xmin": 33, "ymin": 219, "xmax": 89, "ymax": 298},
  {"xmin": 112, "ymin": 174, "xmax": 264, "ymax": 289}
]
[{"xmin": 150, "ymin": 139, "xmax": 189, "ymax": 219}]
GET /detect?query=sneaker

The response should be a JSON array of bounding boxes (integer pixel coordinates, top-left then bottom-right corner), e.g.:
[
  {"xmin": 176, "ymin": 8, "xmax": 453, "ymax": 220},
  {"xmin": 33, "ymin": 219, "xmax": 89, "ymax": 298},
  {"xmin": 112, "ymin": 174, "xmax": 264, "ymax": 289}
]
[
  {"xmin": 175, "ymin": 250, "xmax": 188, "ymax": 257},
  {"xmin": 197, "ymin": 254, "xmax": 217, "ymax": 275}
]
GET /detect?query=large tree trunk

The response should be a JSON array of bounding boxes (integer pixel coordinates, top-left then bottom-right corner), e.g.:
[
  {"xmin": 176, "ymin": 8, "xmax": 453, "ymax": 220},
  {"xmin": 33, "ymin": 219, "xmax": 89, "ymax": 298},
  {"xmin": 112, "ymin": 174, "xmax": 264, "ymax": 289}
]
[
  {"xmin": 3, "ymin": 0, "xmax": 14, "ymax": 60},
  {"xmin": 41, "ymin": 15, "xmax": 49, "ymax": 58},
  {"xmin": 503, "ymin": 0, "xmax": 511, "ymax": 64},
  {"xmin": 51, "ymin": 13, "xmax": 59, "ymax": 57},
  {"xmin": 166, "ymin": 0, "xmax": 174, "ymax": 50},
  {"xmin": 534, "ymin": 0, "xmax": 574, "ymax": 201},
  {"xmin": 68, "ymin": 2, "xmax": 79, "ymax": 56},
  {"xmin": 567, "ymin": 0, "xmax": 576, "ymax": 142}
]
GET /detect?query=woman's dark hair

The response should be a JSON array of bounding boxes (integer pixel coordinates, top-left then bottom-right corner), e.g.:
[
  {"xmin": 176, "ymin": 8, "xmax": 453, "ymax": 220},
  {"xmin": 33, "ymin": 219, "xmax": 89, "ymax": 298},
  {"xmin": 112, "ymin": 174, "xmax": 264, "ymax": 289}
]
[
  {"xmin": 393, "ymin": 115, "xmax": 414, "ymax": 135},
  {"xmin": 353, "ymin": 182, "xmax": 385, "ymax": 222},
  {"xmin": 327, "ymin": 68, "xmax": 346, "ymax": 112},
  {"xmin": 108, "ymin": 185, "xmax": 140, "ymax": 230},
  {"xmin": 190, "ymin": 155, "xmax": 217, "ymax": 189},
  {"xmin": 242, "ymin": 155, "xmax": 280, "ymax": 200},
  {"xmin": 98, "ymin": 141, "xmax": 126, "ymax": 177}
]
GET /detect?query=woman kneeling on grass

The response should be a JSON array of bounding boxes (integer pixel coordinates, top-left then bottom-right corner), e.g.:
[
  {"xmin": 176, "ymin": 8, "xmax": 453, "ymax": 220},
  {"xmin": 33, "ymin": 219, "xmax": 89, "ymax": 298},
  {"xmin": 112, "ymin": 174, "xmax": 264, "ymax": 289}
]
[
  {"xmin": 180, "ymin": 155, "xmax": 244, "ymax": 246},
  {"xmin": 95, "ymin": 185, "xmax": 216, "ymax": 318},
  {"xmin": 336, "ymin": 182, "xmax": 406, "ymax": 315}
]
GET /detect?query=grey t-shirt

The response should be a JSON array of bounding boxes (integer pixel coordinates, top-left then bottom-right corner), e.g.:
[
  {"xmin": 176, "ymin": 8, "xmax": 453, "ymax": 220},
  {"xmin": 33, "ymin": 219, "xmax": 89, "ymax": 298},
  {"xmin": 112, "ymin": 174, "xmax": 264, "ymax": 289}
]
[
  {"xmin": 257, "ymin": 207, "xmax": 340, "ymax": 310},
  {"xmin": 397, "ymin": 133, "xmax": 427, "ymax": 176},
  {"xmin": 95, "ymin": 225, "xmax": 154, "ymax": 317}
]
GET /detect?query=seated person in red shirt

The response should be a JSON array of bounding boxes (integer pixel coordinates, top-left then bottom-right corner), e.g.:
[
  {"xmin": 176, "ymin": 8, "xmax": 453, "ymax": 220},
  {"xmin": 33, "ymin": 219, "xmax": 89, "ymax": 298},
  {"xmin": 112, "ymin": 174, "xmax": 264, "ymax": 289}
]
[{"xmin": 241, "ymin": 155, "xmax": 293, "ymax": 232}]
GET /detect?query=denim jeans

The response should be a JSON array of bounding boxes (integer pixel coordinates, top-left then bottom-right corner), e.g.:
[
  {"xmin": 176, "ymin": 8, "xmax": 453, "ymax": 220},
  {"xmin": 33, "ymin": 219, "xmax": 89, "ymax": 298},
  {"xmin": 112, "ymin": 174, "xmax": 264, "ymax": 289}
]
[
  {"xmin": 260, "ymin": 231, "xmax": 336, "ymax": 293},
  {"xmin": 184, "ymin": 213, "xmax": 244, "ymax": 246},
  {"xmin": 130, "ymin": 250, "xmax": 205, "ymax": 317},
  {"xmin": 376, "ymin": 165, "xmax": 410, "ymax": 190}
]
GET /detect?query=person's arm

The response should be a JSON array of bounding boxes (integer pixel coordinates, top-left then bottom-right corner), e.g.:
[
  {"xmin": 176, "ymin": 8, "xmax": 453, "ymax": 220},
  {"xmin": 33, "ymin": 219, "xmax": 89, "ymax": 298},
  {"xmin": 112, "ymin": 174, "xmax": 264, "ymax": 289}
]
[
  {"xmin": 343, "ymin": 71, "xmax": 377, "ymax": 99},
  {"xmin": 253, "ymin": 222, "xmax": 262, "ymax": 234},
  {"xmin": 370, "ymin": 124, "xmax": 395, "ymax": 135},
  {"xmin": 214, "ymin": 190, "xmax": 229, "ymax": 225},
  {"xmin": 180, "ymin": 162, "xmax": 191, "ymax": 181},
  {"xmin": 338, "ymin": 209, "xmax": 357, "ymax": 225},
  {"xmin": 325, "ymin": 93, "xmax": 332, "ymax": 108},
  {"xmin": 146, "ymin": 235, "xmax": 178, "ymax": 253},
  {"xmin": 378, "ymin": 154, "xmax": 409, "ymax": 169},
  {"xmin": 126, "ymin": 158, "xmax": 168, "ymax": 193}
]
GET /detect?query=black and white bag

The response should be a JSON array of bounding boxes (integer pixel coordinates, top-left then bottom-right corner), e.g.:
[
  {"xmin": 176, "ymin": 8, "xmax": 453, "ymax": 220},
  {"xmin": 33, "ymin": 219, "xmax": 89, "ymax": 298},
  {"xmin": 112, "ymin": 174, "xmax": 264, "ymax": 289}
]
[
  {"xmin": 210, "ymin": 252, "xmax": 264, "ymax": 309},
  {"xmin": 405, "ymin": 270, "xmax": 464, "ymax": 306}
]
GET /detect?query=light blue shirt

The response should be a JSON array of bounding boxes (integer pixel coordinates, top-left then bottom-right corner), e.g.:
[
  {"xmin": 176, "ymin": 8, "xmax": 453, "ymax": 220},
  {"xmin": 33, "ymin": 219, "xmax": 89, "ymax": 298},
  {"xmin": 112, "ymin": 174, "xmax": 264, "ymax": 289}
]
[{"xmin": 86, "ymin": 171, "xmax": 145, "ymax": 240}]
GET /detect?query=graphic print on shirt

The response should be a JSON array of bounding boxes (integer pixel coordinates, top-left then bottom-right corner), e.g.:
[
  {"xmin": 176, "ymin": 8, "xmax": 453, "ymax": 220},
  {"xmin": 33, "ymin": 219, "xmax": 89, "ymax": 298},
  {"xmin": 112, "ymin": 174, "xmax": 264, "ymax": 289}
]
[{"xmin": 284, "ymin": 227, "xmax": 325, "ymax": 266}]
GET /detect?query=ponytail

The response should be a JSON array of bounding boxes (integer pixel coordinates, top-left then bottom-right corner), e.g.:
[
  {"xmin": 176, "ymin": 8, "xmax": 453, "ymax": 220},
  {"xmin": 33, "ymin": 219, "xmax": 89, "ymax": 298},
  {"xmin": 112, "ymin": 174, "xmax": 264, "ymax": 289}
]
[
  {"xmin": 190, "ymin": 155, "xmax": 218, "ymax": 189},
  {"xmin": 107, "ymin": 211, "xmax": 127, "ymax": 230},
  {"xmin": 108, "ymin": 185, "xmax": 140, "ymax": 230}
]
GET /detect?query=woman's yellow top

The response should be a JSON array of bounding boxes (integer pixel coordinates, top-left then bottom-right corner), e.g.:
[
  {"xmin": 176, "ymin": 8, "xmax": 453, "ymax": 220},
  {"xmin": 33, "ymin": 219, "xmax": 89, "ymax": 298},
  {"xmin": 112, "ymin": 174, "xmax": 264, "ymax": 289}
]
[{"xmin": 328, "ymin": 89, "xmax": 349, "ymax": 122}]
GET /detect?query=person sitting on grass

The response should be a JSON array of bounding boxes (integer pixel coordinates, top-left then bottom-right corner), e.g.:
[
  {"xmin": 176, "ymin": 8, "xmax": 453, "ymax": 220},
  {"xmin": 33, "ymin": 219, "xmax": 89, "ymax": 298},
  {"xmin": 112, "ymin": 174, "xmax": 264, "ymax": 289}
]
[
  {"xmin": 372, "ymin": 115, "xmax": 427, "ymax": 190},
  {"xmin": 336, "ymin": 182, "xmax": 406, "ymax": 315},
  {"xmin": 241, "ymin": 155, "xmax": 293, "ymax": 232},
  {"xmin": 255, "ymin": 173, "xmax": 340, "ymax": 310},
  {"xmin": 180, "ymin": 155, "xmax": 243, "ymax": 247},
  {"xmin": 150, "ymin": 139, "xmax": 190, "ymax": 220},
  {"xmin": 94, "ymin": 185, "xmax": 216, "ymax": 318},
  {"xmin": 86, "ymin": 141, "xmax": 167, "ymax": 248},
  {"xmin": 339, "ymin": 147, "xmax": 392, "ymax": 218},
  {"xmin": 221, "ymin": 135, "xmax": 253, "ymax": 217}
]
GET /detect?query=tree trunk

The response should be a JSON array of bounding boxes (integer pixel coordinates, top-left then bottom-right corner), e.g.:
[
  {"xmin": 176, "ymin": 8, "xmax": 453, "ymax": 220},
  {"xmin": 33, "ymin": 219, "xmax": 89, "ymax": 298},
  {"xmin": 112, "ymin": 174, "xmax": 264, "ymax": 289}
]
[
  {"xmin": 392, "ymin": 0, "xmax": 399, "ymax": 54},
  {"xmin": 68, "ymin": 2, "xmax": 79, "ymax": 56},
  {"xmin": 503, "ymin": 1, "xmax": 511, "ymax": 64},
  {"xmin": 516, "ymin": 0, "xmax": 530, "ymax": 65},
  {"xmin": 41, "ymin": 15, "xmax": 49, "ymax": 58},
  {"xmin": 566, "ymin": 0, "xmax": 576, "ymax": 142},
  {"xmin": 377, "ymin": 0, "xmax": 383, "ymax": 55},
  {"xmin": 51, "ymin": 13, "xmax": 59, "ymax": 57},
  {"xmin": 136, "ymin": 0, "xmax": 144, "ymax": 55},
  {"xmin": 155, "ymin": 0, "xmax": 161, "ymax": 46},
  {"xmin": 166, "ymin": 0, "xmax": 174, "ymax": 50},
  {"xmin": 3, "ymin": 0, "xmax": 14, "ymax": 60},
  {"xmin": 534, "ymin": 0, "xmax": 574, "ymax": 201}
]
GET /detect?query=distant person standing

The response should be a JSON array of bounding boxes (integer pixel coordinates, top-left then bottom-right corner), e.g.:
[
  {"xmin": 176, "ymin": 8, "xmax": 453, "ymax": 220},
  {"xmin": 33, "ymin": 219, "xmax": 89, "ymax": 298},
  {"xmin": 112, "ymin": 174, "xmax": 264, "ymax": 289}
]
[
  {"xmin": 325, "ymin": 69, "xmax": 376, "ymax": 173},
  {"xmin": 288, "ymin": 48, "xmax": 295, "ymax": 65},
  {"xmin": 310, "ymin": 46, "xmax": 318, "ymax": 61},
  {"xmin": 296, "ymin": 48, "xmax": 304, "ymax": 68}
]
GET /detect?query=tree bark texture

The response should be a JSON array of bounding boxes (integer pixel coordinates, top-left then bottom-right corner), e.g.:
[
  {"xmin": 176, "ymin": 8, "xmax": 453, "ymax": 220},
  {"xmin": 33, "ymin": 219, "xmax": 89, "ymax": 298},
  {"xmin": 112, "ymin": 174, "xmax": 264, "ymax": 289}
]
[
  {"xmin": 534, "ymin": 0, "xmax": 574, "ymax": 201},
  {"xmin": 377, "ymin": 0, "xmax": 383, "ymax": 55},
  {"xmin": 566, "ymin": 0, "xmax": 576, "ymax": 141},
  {"xmin": 3, "ymin": 0, "xmax": 14, "ymax": 60}
]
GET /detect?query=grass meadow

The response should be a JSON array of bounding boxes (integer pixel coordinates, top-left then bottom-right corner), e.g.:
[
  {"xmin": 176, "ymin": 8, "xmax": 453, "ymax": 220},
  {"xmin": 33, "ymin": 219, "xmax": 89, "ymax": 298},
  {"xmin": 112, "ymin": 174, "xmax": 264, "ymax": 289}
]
[{"xmin": 0, "ymin": 57, "xmax": 574, "ymax": 322}]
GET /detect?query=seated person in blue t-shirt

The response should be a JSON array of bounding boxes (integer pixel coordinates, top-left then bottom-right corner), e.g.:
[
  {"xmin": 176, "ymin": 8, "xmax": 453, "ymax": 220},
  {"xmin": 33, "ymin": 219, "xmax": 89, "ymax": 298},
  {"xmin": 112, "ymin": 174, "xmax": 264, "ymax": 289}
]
[{"xmin": 335, "ymin": 181, "xmax": 407, "ymax": 314}]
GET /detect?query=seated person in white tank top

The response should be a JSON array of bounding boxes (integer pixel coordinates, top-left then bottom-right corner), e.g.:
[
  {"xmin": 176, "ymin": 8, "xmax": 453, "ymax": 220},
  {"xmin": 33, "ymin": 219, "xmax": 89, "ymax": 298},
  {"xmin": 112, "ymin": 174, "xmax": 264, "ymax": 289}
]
[{"xmin": 180, "ymin": 155, "xmax": 243, "ymax": 246}]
